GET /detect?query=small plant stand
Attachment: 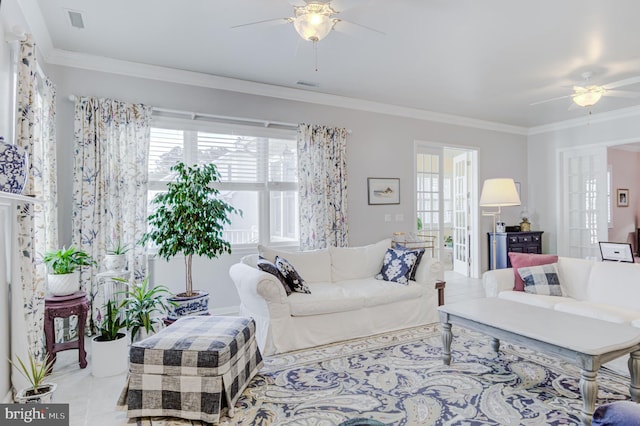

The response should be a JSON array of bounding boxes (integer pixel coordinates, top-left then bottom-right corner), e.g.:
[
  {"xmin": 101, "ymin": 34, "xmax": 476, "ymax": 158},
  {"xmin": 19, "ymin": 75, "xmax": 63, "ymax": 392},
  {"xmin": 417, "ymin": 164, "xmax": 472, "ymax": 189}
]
[{"xmin": 44, "ymin": 291, "xmax": 90, "ymax": 372}]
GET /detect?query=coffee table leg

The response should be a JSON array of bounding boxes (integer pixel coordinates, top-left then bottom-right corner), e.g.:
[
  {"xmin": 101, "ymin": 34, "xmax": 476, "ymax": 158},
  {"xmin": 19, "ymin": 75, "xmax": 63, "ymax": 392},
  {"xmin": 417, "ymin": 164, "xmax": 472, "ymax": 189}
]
[
  {"xmin": 629, "ymin": 350, "xmax": 640, "ymax": 402},
  {"xmin": 441, "ymin": 322, "xmax": 452, "ymax": 365},
  {"xmin": 491, "ymin": 337, "xmax": 500, "ymax": 353},
  {"xmin": 579, "ymin": 369, "xmax": 597, "ymax": 426}
]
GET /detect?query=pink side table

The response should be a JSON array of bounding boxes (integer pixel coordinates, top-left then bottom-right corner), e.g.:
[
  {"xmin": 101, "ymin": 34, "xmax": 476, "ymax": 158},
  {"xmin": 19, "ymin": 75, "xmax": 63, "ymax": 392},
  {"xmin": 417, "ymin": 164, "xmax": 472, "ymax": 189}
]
[{"xmin": 44, "ymin": 291, "xmax": 90, "ymax": 371}]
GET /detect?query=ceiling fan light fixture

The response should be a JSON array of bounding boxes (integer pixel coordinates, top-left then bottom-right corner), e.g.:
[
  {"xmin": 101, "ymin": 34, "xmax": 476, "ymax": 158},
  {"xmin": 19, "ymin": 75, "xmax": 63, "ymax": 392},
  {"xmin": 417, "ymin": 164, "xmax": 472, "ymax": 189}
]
[
  {"xmin": 572, "ymin": 85, "xmax": 605, "ymax": 107},
  {"xmin": 293, "ymin": 3, "xmax": 336, "ymax": 42}
]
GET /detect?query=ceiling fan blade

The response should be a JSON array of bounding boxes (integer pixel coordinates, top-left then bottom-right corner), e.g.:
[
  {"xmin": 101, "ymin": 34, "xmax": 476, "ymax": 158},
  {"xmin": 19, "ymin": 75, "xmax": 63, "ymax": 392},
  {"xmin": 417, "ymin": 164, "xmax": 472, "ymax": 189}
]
[
  {"xmin": 602, "ymin": 76, "xmax": 640, "ymax": 90},
  {"xmin": 530, "ymin": 94, "xmax": 573, "ymax": 106},
  {"xmin": 334, "ymin": 18, "xmax": 385, "ymax": 36},
  {"xmin": 605, "ymin": 89, "xmax": 640, "ymax": 98},
  {"xmin": 231, "ymin": 17, "xmax": 292, "ymax": 30}
]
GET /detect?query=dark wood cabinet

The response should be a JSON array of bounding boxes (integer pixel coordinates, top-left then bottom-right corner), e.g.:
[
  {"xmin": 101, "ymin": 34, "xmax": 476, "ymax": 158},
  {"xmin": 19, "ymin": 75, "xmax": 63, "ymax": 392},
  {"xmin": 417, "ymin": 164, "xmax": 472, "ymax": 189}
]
[{"xmin": 487, "ymin": 231, "xmax": 544, "ymax": 270}]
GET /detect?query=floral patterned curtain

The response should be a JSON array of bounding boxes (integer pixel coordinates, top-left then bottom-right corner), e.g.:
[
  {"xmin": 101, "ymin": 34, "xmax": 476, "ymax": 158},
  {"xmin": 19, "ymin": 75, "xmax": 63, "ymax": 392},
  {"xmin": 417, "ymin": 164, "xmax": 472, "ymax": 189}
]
[
  {"xmin": 297, "ymin": 123, "xmax": 348, "ymax": 250},
  {"xmin": 72, "ymin": 97, "xmax": 151, "ymax": 329},
  {"xmin": 14, "ymin": 35, "xmax": 59, "ymax": 361}
]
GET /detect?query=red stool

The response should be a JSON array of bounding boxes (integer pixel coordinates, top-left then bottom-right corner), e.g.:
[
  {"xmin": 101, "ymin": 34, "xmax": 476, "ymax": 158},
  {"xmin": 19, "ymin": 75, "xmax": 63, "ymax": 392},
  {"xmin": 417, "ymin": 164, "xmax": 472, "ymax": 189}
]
[{"xmin": 44, "ymin": 291, "xmax": 90, "ymax": 371}]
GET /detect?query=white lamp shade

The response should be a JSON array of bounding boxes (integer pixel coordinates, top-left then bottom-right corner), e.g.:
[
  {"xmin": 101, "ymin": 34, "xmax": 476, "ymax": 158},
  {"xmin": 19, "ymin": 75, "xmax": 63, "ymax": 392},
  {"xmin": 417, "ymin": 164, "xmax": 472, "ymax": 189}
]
[{"xmin": 479, "ymin": 178, "xmax": 521, "ymax": 207}]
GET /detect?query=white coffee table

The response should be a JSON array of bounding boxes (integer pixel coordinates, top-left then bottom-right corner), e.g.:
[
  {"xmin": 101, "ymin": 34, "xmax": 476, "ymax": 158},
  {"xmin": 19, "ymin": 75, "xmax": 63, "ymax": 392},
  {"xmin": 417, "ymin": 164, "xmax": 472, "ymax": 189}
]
[{"xmin": 438, "ymin": 298, "xmax": 640, "ymax": 425}]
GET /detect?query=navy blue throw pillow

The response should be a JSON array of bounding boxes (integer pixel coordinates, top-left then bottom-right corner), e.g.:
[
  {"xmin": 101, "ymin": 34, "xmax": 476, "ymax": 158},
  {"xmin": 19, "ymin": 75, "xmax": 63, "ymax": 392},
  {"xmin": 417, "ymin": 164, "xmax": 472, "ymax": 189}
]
[
  {"xmin": 375, "ymin": 248, "xmax": 419, "ymax": 285},
  {"xmin": 274, "ymin": 256, "xmax": 311, "ymax": 294},
  {"xmin": 257, "ymin": 256, "xmax": 292, "ymax": 296}
]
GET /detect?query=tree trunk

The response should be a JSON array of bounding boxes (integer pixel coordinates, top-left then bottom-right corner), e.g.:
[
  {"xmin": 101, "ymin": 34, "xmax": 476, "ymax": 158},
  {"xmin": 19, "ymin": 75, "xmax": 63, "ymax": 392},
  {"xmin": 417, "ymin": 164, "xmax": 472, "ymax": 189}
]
[{"xmin": 185, "ymin": 253, "xmax": 193, "ymax": 296}]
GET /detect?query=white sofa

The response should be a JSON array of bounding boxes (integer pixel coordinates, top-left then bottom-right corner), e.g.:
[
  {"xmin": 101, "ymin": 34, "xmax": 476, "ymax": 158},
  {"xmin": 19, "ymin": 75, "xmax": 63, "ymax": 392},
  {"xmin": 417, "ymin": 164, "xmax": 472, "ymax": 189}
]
[
  {"xmin": 229, "ymin": 239, "xmax": 444, "ymax": 355},
  {"xmin": 483, "ymin": 256, "xmax": 640, "ymax": 373}
]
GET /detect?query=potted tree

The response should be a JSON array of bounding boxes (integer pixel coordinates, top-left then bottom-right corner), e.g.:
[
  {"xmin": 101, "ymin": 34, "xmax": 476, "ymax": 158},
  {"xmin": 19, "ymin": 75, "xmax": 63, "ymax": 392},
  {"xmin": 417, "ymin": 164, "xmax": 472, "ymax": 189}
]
[
  {"xmin": 10, "ymin": 353, "xmax": 56, "ymax": 403},
  {"xmin": 140, "ymin": 162, "xmax": 239, "ymax": 320},
  {"xmin": 104, "ymin": 238, "xmax": 130, "ymax": 272},
  {"xmin": 91, "ymin": 299, "xmax": 128, "ymax": 377},
  {"xmin": 117, "ymin": 276, "xmax": 174, "ymax": 342},
  {"xmin": 44, "ymin": 246, "xmax": 94, "ymax": 296}
]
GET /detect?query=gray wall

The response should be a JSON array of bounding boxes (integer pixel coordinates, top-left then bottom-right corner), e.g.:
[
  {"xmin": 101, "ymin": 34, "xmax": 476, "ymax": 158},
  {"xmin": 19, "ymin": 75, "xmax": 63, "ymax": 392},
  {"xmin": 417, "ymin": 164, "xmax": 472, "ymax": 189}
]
[{"xmin": 48, "ymin": 64, "xmax": 528, "ymax": 311}]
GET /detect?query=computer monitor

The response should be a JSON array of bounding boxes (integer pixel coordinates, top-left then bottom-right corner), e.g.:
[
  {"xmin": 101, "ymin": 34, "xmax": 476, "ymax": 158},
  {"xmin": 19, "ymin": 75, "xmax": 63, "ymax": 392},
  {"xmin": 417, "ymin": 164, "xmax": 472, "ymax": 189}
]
[{"xmin": 598, "ymin": 242, "xmax": 634, "ymax": 263}]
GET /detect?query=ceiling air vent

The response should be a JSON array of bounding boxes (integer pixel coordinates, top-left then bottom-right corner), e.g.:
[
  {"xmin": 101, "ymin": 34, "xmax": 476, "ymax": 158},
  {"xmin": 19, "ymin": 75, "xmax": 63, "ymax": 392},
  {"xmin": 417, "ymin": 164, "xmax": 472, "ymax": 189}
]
[
  {"xmin": 67, "ymin": 10, "xmax": 85, "ymax": 29},
  {"xmin": 296, "ymin": 80, "xmax": 319, "ymax": 88}
]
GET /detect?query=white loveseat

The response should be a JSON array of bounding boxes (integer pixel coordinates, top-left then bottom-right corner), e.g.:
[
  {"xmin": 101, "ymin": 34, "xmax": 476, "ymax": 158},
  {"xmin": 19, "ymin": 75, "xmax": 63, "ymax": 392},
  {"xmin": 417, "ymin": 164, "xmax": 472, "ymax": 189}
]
[
  {"xmin": 483, "ymin": 256, "xmax": 640, "ymax": 373},
  {"xmin": 229, "ymin": 239, "xmax": 444, "ymax": 355}
]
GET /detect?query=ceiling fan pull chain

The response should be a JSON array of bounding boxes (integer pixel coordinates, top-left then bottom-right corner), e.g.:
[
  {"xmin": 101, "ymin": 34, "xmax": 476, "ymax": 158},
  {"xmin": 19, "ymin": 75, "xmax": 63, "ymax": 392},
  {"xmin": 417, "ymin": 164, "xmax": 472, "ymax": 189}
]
[{"xmin": 314, "ymin": 39, "xmax": 319, "ymax": 72}]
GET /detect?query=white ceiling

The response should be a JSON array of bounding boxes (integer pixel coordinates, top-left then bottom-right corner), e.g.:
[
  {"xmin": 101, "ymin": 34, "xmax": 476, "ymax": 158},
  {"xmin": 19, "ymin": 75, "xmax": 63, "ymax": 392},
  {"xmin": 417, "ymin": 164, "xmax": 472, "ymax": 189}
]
[{"xmin": 20, "ymin": 0, "xmax": 640, "ymax": 128}]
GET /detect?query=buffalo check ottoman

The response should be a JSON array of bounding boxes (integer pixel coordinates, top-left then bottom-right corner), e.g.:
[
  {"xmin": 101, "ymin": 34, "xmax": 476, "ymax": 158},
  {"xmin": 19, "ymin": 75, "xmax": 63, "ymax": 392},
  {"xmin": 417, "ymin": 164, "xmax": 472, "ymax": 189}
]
[{"xmin": 117, "ymin": 316, "xmax": 263, "ymax": 424}]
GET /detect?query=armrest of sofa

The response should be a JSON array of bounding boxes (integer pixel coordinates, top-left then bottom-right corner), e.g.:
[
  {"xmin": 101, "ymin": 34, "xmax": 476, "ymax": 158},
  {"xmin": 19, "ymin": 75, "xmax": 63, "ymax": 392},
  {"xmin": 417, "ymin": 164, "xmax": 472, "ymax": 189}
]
[
  {"xmin": 482, "ymin": 268, "xmax": 515, "ymax": 297},
  {"xmin": 229, "ymin": 263, "xmax": 291, "ymax": 319}
]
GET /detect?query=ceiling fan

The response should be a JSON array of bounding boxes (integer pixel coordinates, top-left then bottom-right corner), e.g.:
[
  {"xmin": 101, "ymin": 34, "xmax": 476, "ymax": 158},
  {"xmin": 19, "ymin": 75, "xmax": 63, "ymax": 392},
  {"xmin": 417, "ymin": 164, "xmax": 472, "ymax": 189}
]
[
  {"xmin": 531, "ymin": 72, "xmax": 640, "ymax": 109},
  {"xmin": 231, "ymin": 0, "xmax": 384, "ymax": 44}
]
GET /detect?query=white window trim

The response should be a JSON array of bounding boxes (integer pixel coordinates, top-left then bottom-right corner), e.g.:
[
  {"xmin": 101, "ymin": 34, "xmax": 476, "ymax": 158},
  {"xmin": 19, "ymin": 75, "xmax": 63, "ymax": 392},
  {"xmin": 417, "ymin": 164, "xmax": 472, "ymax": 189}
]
[{"xmin": 148, "ymin": 116, "xmax": 299, "ymax": 248}]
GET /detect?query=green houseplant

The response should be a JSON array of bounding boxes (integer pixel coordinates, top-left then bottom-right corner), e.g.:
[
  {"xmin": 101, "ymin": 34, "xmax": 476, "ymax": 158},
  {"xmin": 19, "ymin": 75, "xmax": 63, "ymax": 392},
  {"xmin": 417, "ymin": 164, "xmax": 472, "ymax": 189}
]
[
  {"xmin": 104, "ymin": 238, "xmax": 131, "ymax": 271},
  {"xmin": 140, "ymin": 162, "xmax": 239, "ymax": 319},
  {"xmin": 116, "ymin": 276, "xmax": 174, "ymax": 342},
  {"xmin": 44, "ymin": 246, "xmax": 94, "ymax": 296},
  {"xmin": 92, "ymin": 299, "xmax": 128, "ymax": 377},
  {"xmin": 10, "ymin": 353, "xmax": 56, "ymax": 403}
]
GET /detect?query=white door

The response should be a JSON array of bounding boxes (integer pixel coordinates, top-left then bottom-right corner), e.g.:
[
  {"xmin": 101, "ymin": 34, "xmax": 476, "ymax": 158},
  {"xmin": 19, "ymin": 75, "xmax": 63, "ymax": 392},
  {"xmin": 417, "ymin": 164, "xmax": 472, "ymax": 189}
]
[
  {"xmin": 453, "ymin": 152, "xmax": 470, "ymax": 275},
  {"xmin": 558, "ymin": 146, "xmax": 608, "ymax": 258},
  {"xmin": 416, "ymin": 148, "xmax": 443, "ymax": 249}
]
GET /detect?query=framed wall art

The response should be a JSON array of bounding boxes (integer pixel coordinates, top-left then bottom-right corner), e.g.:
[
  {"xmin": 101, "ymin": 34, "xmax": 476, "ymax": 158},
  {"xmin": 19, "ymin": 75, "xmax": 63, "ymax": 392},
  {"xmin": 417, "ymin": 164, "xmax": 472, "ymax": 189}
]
[
  {"xmin": 617, "ymin": 188, "xmax": 629, "ymax": 207},
  {"xmin": 368, "ymin": 178, "xmax": 400, "ymax": 205}
]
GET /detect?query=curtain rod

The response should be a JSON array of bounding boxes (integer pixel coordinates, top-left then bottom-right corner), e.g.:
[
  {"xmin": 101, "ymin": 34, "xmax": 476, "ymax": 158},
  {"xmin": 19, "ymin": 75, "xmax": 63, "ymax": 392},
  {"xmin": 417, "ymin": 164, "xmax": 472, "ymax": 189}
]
[{"xmin": 66, "ymin": 95, "xmax": 351, "ymax": 133}]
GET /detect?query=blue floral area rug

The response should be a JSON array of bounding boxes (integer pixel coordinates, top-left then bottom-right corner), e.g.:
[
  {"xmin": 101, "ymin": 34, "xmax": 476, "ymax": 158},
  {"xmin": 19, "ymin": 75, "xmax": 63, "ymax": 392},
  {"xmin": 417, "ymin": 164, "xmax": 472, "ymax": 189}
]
[{"xmin": 135, "ymin": 323, "xmax": 631, "ymax": 425}]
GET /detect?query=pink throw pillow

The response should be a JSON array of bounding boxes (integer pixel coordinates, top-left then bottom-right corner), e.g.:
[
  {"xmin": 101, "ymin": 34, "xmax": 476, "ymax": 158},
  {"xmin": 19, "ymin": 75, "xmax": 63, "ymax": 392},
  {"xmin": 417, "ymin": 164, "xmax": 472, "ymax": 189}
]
[{"xmin": 508, "ymin": 252, "xmax": 558, "ymax": 291}]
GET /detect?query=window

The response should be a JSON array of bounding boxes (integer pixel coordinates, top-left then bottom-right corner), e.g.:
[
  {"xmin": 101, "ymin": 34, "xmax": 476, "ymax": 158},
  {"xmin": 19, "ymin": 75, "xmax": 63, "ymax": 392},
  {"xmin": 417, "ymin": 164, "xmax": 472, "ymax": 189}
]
[{"xmin": 148, "ymin": 120, "xmax": 299, "ymax": 247}]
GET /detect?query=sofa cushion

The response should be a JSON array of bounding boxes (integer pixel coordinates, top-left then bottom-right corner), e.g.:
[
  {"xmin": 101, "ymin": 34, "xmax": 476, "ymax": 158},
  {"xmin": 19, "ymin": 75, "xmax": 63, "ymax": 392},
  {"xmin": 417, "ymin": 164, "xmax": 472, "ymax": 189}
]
[
  {"xmin": 587, "ymin": 261, "xmax": 640, "ymax": 312},
  {"xmin": 338, "ymin": 278, "xmax": 425, "ymax": 308},
  {"xmin": 257, "ymin": 257, "xmax": 291, "ymax": 296},
  {"xmin": 509, "ymin": 252, "xmax": 558, "ymax": 291},
  {"xmin": 554, "ymin": 300, "xmax": 640, "ymax": 324},
  {"xmin": 497, "ymin": 290, "xmax": 566, "ymax": 309},
  {"xmin": 518, "ymin": 263, "xmax": 563, "ymax": 296},
  {"xmin": 557, "ymin": 256, "xmax": 594, "ymax": 300},
  {"xmin": 375, "ymin": 248, "xmax": 418, "ymax": 285},
  {"xmin": 288, "ymin": 283, "xmax": 363, "ymax": 316},
  {"xmin": 258, "ymin": 245, "xmax": 331, "ymax": 283},
  {"xmin": 330, "ymin": 239, "xmax": 391, "ymax": 281},
  {"xmin": 275, "ymin": 256, "xmax": 311, "ymax": 294}
]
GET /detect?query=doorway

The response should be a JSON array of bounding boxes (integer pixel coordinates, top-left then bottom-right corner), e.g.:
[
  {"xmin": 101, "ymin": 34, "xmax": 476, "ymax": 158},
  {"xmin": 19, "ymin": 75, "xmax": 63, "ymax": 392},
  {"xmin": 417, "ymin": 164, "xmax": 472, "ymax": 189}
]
[{"xmin": 415, "ymin": 143, "xmax": 480, "ymax": 278}]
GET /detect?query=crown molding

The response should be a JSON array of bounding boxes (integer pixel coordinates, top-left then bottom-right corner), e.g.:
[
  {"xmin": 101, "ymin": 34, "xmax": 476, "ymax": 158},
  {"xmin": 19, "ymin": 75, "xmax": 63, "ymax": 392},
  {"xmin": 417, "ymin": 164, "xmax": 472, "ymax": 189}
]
[
  {"xmin": 528, "ymin": 105, "xmax": 640, "ymax": 135},
  {"xmin": 43, "ymin": 48, "xmax": 529, "ymax": 136}
]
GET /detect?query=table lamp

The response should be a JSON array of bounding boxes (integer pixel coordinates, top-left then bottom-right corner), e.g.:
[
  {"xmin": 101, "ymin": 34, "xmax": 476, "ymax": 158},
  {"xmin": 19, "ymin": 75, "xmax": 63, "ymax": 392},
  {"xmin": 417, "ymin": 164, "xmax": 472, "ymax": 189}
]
[{"xmin": 480, "ymin": 178, "xmax": 521, "ymax": 270}]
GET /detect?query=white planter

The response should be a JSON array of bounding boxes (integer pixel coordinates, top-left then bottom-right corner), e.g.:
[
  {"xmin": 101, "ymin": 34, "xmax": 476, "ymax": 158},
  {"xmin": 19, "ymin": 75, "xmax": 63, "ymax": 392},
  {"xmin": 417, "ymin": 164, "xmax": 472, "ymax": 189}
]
[
  {"xmin": 103, "ymin": 254, "xmax": 127, "ymax": 272},
  {"xmin": 14, "ymin": 383, "xmax": 57, "ymax": 403},
  {"xmin": 47, "ymin": 271, "xmax": 80, "ymax": 296},
  {"xmin": 167, "ymin": 291, "xmax": 209, "ymax": 320},
  {"xmin": 91, "ymin": 333, "xmax": 128, "ymax": 377}
]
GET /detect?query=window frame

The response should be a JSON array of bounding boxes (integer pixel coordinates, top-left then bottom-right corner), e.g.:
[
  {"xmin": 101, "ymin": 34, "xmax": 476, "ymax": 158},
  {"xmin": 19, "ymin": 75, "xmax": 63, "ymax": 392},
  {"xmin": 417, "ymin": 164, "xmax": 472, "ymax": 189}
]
[{"xmin": 148, "ymin": 116, "xmax": 299, "ymax": 249}]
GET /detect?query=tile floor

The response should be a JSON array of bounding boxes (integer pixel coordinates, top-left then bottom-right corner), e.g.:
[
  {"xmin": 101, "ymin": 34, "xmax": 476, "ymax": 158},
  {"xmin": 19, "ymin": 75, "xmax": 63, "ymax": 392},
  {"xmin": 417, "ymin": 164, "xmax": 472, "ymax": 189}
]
[{"xmin": 50, "ymin": 271, "xmax": 484, "ymax": 426}]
